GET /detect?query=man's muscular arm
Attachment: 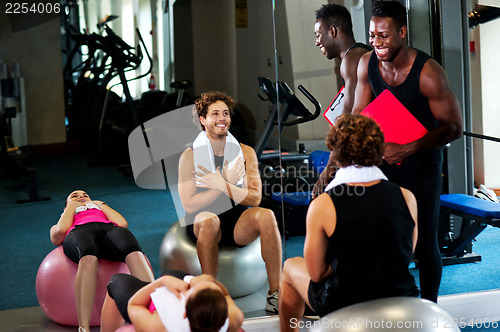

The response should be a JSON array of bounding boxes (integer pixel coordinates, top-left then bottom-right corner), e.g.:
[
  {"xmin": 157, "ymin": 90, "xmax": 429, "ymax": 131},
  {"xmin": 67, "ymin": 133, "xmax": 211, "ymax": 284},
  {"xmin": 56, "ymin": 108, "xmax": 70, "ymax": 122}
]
[
  {"xmin": 351, "ymin": 52, "xmax": 375, "ymax": 115},
  {"xmin": 182, "ymin": 145, "xmax": 262, "ymax": 210},
  {"xmin": 178, "ymin": 148, "xmax": 223, "ymax": 215},
  {"xmin": 341, "ymin": 48, "xmax": 371, "ymax": 115}
]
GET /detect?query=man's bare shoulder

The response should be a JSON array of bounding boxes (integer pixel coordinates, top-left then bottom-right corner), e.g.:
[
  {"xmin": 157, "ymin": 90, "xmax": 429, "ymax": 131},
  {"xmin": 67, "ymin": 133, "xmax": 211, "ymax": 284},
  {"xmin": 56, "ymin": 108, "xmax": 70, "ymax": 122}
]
[
  {"xmin": 349, "ymin": 51, "xmax": 372, "ymax": 77},
  {"xmin": 240, "ymin": 143, "xmax": 256, "ymax": 156},
  {"xmin": 349, "ymin": 50, "xmax": 372, "ymax": 70},
  {"xmin": 419, "ymin": 57, "xmax": 450, "ymax": 97},
  {"xmin": 360, "ymin": 50, "xmax": 373, "ymax": 61},
  {"xmin": 342, "ymin": 49, "xmax": 372, "ymax": 78},
  {"xmin": 421, "ymin": 57, "xmax": 446, "ymax": 78},
  {"xmin": 181, "ymin": 147, "xmax": 193, "ymax": 155},
  {"xmin": 346, "ymin": 46, "xmax": 371, "ymax": 59},
  {"xmin": 179, "ymin": 147, "xmax": 194, "ymax": 163}
]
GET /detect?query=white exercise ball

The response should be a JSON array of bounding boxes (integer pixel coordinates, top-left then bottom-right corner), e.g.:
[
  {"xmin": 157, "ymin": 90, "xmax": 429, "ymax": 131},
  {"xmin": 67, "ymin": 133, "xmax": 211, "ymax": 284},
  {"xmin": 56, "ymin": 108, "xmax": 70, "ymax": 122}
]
[
  {"xmin": 310, "ymin": 297, "xmax": 460, "ymax": 331},
  {"xmin": 159, "ymin": 219, "xmax": 268, "ymax": 298}
]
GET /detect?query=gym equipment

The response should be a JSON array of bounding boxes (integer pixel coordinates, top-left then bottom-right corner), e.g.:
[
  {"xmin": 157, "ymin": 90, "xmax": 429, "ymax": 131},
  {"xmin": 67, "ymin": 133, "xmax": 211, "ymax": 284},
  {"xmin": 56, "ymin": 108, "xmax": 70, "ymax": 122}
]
[
  {"xmin": 135, "ymin": 80, "xmax": 195, "ymax": 123},
  {"xmin": 468, "ymin": 4, "xmax": 500, "ymax": 29},
  {"xmin": 63, "ymin": 14, "xmax": 200, "ymax": 165},
  {"xmin": 35, "ymin": 246, "xmax": 130, "ymax": 326},
  {"xmin": 311, "ymin": 297, "xmax": 459, "ymax": 332},
  {"xmin": 255, "ymin": 77, "xmax": 323, "ymax": 236},
  {"xmin": 255, "ymin": 77, "xmax": 321, "ymax": 162},
  {"xmin": 438, "ymin": 193, "xmax": 500, "ymax": 265},
  {"xmin": 265, "ymin": 150, "xmax": 330, "ymax": 236},
  {"xmin": 439, "ymin": 132, "xmax": 500, "ymax": 265},
  {"xmin": 63, "ymin": 16, "xmax": 146, "ymax": 162},
  {"xmin": 159, "ymin": 220, "xmax": 267, "ymax": 298}
]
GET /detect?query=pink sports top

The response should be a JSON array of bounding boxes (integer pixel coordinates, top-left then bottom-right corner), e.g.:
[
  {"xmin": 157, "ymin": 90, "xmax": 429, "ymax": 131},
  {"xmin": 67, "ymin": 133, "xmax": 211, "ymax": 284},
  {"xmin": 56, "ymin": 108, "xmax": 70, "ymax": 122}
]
[
  {"xmin": 66, "ymin": 207, "xmax": 117, "ymax": 235},
  {"xmin": 149, "ymin": 301, "xmax": 156, "ymax": 312}
]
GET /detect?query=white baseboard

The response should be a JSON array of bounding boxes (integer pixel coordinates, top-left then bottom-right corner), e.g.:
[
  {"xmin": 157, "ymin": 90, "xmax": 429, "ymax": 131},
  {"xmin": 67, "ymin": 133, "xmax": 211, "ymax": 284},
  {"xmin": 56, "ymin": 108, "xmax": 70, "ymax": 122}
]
[
  {"xmin": 242, "ymin": 290, "xmax": 500, "ymax": 331},
  {"xmin": 438, "ymin": 289, "xmax": 500, "ymax": 324},
  {"xmin": 242, "ymin": 316, "xmax": 280, "ymax": 331}
]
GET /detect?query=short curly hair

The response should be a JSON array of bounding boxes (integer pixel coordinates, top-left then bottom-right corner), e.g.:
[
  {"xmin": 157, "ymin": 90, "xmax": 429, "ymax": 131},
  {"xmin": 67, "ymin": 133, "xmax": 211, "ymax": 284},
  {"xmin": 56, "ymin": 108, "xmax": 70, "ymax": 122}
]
[
  {"xmin": 193, "ymin": 91, "xmax": 235, "ymax": 131},
  {"xmin": 372, "ymin": 0, "xmax": 407, "ymax": 30},
  {"xmin": 326, "ymin": 114, "xmax": 385, "ymax": 167},
  {"xmin": 315, "ymin": 3, "xmax": 354, "ymax": 37}
]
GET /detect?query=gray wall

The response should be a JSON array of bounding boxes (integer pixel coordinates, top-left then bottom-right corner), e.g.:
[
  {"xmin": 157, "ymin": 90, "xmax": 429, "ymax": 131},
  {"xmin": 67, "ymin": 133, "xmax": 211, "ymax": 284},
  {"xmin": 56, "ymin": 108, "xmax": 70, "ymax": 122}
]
[{"xmin": 0, "ymin": 12, "xmax": 66, "ymax": 145}]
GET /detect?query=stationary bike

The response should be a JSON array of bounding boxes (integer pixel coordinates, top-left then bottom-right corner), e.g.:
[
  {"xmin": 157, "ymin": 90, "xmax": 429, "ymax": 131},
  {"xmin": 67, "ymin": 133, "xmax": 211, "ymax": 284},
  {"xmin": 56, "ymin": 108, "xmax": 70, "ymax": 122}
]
[{"xmin": 255, "ymin": 77, "xmax": 322, "ymax": 236}]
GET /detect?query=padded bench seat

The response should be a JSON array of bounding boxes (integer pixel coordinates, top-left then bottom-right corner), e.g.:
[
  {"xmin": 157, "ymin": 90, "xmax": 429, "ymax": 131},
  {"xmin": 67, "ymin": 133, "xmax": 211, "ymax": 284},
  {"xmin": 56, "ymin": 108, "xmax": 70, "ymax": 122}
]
[
  {"xmin": 271, "ymin": 191, "xmax": 311, "ymax": 206},
  {"xmin": 439, "ymin": 193, "xmax": 500, "ymax": 263},
  {"xmin": 440, "ymin": 194, "xmax": 500, "ymax": 219}
]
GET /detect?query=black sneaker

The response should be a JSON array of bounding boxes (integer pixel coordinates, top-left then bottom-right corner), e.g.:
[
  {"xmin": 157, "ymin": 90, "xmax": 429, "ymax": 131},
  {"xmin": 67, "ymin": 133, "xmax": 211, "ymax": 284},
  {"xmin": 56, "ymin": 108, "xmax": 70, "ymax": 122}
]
[{"xmin": 303, "ymin": 304, "xmax": 319, "ymax": 320}]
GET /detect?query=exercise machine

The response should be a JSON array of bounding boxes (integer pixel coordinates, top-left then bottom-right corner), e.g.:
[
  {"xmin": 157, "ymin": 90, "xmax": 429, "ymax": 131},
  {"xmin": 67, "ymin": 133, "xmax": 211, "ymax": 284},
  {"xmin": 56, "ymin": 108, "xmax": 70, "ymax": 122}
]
[
  {"xmin": 438, "ymin": 131, "xmax": 500, "ymax": 265},
  {"xmin": 255, "ymin": 77, "xmax": 323, "ymax": 236},
  {"xmin": 63, "ymin": 15, "xmax": 147, "ymax": 163},
  {"xmin": 255, "ymin": 77, "xmax": 320, "ymax": 162}
]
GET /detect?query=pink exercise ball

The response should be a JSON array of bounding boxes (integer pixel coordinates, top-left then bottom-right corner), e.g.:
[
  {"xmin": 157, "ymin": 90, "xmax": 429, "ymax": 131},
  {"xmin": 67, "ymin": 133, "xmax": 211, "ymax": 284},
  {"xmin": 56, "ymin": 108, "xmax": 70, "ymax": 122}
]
[{"xmin": 36, "ymin": 246, "xmax": 130, "ymax": 326}]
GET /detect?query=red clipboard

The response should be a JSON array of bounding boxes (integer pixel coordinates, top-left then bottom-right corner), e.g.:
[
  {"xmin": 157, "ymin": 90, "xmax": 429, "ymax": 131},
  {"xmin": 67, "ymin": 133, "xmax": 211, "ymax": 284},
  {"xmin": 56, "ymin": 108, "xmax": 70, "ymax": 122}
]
[
  {"xmin": 323, "ymin": 86, "xmax": 345, "ymax": 126},
  {"xmin": 361, "ymin": 89, "xmax": 428, "ymax": 144}
]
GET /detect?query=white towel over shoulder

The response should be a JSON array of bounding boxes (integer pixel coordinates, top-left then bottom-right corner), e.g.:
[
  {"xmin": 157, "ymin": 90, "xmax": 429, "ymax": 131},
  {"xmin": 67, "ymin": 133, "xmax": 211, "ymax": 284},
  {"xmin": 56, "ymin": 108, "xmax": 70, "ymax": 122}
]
[
  {"xmin": 192, "ymin": 131, "xmax": 244, "ymax": 186},
  {"xmin": 151, "ymin": 287, "xmax": 190, "ymax": 332},
  {"xmin": 324, "ymin": 165, "xmax": 388, "ymax": 192}
]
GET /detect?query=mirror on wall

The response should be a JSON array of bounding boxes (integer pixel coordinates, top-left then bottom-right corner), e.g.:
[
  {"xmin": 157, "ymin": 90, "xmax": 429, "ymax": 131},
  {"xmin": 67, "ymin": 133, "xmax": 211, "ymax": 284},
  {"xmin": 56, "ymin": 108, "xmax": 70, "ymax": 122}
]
[
  {"xmin": 273, "ymin": 0, "xmax": 500, "ymax": 301},
  {"xmin": 269, "ymin": 0, "xmax": 345, "ymax": 262},
  {"xmin": 163, "ymin": 0, "xmax": 283, "ymax": 318},
  {"xmin": 63, "ymin": 0, "xmax": 284, "ymax": 320},
  {"xmin": 4, "ymin": 0, "xmax": 499, "ymax": 328}
]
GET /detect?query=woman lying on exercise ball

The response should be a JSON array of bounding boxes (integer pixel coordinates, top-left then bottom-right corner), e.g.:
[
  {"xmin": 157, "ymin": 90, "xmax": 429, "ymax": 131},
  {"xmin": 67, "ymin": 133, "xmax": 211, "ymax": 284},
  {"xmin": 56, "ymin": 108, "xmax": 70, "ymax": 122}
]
[
  {"xmin": 100, "ymin": 270, "xmax": 244, "ymax": 332},
  {"xmin": 50, "ymin": 190, "xmax": 154, "ymax": 332}
]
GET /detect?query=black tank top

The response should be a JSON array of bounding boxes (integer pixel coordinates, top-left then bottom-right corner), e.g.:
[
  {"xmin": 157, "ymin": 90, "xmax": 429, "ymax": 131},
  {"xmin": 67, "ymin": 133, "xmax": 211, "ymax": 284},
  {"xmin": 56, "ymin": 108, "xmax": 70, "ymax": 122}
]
[
  {"xmin": 185, "ymin": 154, "xmax": 238, "ymax": 222},
  {"xmin": 340, "ymin": 43, "xmax": 372, "ymax": 87},
  {"xmin": 346, "ymin": 42, "xmax": 372, "ymax": 55},
  {"xmin": 214, "ymin": 155, "xmax": 224, "ymax": 169},
  {"xmin": 324, "ymin": 181, "xmax": 419, "ymax": 303},
  {"xmin": 367, "ymin": 49, "xmax": 442, "ymax": 165},
  {"xmin": 368, "ymin": 49, "xmax": 437, "ymax": 131}
]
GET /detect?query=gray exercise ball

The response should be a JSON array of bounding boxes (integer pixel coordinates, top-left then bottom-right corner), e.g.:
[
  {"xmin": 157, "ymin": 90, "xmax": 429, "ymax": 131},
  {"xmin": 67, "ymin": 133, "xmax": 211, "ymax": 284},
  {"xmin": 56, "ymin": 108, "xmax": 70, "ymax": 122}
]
[
  {"xmin": 310, "ymin": 297, "xmax": 460, "ymax": 332},
  {"xmin": 159, "ymin": 219, "xmax": 268, "ymax": 298}
]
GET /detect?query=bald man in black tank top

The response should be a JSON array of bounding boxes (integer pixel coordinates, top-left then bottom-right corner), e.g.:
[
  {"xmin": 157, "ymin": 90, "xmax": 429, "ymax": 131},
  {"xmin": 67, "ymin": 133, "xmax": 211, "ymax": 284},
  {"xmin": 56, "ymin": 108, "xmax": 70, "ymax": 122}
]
[{"xmin": 352, "ymin": 1, "xmax": 462, "ymax": 302}]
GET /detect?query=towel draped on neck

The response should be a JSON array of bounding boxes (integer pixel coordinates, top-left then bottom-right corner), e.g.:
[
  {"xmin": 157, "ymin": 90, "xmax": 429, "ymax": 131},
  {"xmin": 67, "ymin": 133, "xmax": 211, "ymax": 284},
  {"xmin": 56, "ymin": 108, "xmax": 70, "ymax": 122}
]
[
  {"xmin": 192, "ymin": 131, "xmax": 244, "ymax": 187},
  {"xmin": 324, "ymin": 165, "xmax": 388, "ymax": 192}
]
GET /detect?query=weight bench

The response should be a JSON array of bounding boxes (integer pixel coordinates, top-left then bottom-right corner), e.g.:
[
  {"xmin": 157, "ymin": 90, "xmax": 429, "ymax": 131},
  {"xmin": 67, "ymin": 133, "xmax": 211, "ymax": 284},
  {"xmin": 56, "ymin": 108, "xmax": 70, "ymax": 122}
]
[
  {"xmin": 265, "ymin": 151, "xmax": 329, "ymax": 237},
  {"xmin": 270, "ymin": 191, "xmax": 311, "ymax": 238},
  {"xmin": 439, "ymin": 193, "xmax": 500, "ymax": 265}
]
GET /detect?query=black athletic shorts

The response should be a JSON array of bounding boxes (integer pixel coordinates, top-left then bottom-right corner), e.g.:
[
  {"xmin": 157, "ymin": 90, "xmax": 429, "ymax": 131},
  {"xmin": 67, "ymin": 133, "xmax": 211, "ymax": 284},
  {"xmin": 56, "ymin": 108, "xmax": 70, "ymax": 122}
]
[
  {"xmin": 107, "ymin": 270, "xmax": 189, "ymax": 323},
  {"xmin": 307, "ymin": 277, "xmax": 420, "ymax": 317},
  {"xmin": 185, "ymin": 205, "xmax": 248, "ymax": 247},
  {"xmin": 63, "ymin": 222, "xmax": 143, "ymax": 263}
]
